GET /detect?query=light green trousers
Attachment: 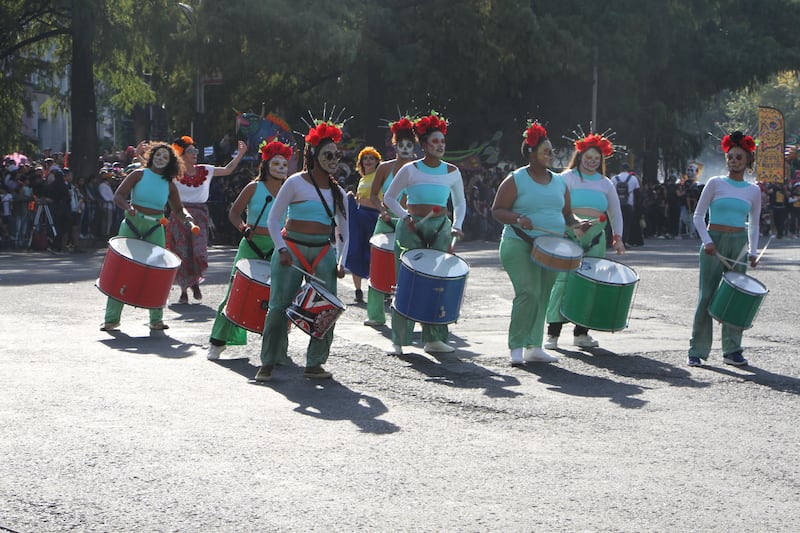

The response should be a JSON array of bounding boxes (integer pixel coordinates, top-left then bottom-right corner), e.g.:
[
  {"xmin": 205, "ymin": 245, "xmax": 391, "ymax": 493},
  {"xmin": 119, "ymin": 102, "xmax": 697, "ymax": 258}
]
[{"xmin": 366, "ymin": 217, "xmax": 397, "ymax": 324}]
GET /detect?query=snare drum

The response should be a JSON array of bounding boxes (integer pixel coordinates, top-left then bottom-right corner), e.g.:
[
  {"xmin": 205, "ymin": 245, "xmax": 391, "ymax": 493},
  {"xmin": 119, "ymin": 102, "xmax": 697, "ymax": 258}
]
[
  {"xmin": 708, "ymin": 272, "xmax": 768, "ymax": 330},
  {"xmin": 393, "ymin": 248, "xmax": 470, "ymax": 324},
  {"xmin": 286, "ymin": 281, "xmax": 346, "ymax": 338},
  {"xmin": 561, "ymin": 257, "xmax": 639, "ymax": 331},
  {"xmin": 96, "ymin": 237, "xmax": 182, "ymax": 309},
  {"xmin": 223, "ymin": 259, "xmax": 271, "ymax": 333},
  {"xmin": 532, "ymin": 236, "xmax": 583, "ymax": 272},
  {"xmin": 369, "ymin": 232, "xmax": 396, "ymax": 293}
]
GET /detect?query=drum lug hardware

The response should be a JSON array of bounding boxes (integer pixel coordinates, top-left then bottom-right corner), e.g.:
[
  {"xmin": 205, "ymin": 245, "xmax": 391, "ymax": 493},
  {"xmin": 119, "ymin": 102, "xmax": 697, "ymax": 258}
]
[
  {"xmin": 120, "ymin": 285, "xmax": 126, "ymax": 295},
  {"xmin": 260, "ymin": 301, "xmax": 269, "ymax": 311}
]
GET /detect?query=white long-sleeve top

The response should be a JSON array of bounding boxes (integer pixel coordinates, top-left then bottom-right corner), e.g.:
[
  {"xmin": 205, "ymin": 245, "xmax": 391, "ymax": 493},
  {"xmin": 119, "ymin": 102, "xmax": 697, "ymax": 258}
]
[
  {"xmin": 267, "ymin": 171, "xmax": 349, "ymax": 261},
  {"xmin": 561, "ymin": 168, "xmax": 624, "ymax": 238},
  {"xmin": 692, "ymin": 175, "xmax": 761, "ymax": 256},
  {"xmin": 383, "ymin": 160, "xmax": 467, "ymax": 231}
]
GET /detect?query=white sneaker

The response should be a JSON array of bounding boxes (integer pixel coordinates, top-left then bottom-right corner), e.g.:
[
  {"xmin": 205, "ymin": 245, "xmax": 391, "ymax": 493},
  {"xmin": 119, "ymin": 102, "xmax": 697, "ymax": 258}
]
[
  {"xmin": 544, "ymin": 335, "xmax": 559, "ymax": 349},
  {"xmin": 510, "ymin": 348, "xmax": 524, "ymax": 366},
  {"xmin": 389, "ymin": 344, "xmax": 404, "ymax": 355},
  {"xmin": 207, "ymin": 344, "xmax": 226, "ymax": 360},
  {"xmin": 424, "ymin": 340, "xmax": 455, "ymax": 353},
  {"xmin": 524, "ymin": 347, "xmax": 559, "ymax": 363},
  {"xmin": 573, "ymin": 334, "xmax": 600, "ymax": 348}
]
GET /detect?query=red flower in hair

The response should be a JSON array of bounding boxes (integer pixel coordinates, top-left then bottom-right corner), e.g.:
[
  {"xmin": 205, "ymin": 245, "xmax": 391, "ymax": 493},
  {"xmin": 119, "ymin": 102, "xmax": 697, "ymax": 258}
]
[
  {"xmin": 305, "ymin": 121, "xmax": 343, "ymax": 146},
  {"xmin": 575, "ymin": 133, "xmax": 614, "ymax": 157},
  {"xmin": 414, "ymin": 113, "xmax": 448, "ymax": 136},
  {"xmin": 390, "ymin": 117, "xmax": 414, "ymax": 134},
  {"xmin": 260, "ymin": 140, "xmax": 293, "ymax": 161},
  {"xmin": 523, "ymin": 121, "xmax": 548, "ymax": 147},
  {"xmin": 721, "ymin": 132, "xmax": 756, "ymax": 153}
]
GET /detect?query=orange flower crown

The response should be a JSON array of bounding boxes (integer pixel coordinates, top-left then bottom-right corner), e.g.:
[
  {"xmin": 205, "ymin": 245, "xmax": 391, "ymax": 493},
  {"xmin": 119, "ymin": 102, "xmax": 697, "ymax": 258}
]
[
  {"xmin": 414, "ymin": 112, "xmax": 448, "ymax": 137},
  {"xmin": 171, "ymin": 135, "xmax": 195, "ymax": 156},
  {"xmin": 523, "ymin": 121, "xmax": 548, "ymax": 147},
  {"xmin": 575, "ymin": 133, "xmax": 614, "ymax": 157},
  {"xmin": 721, "ymin": 131, "xmax": 756, "ymax": 153},
  {"xmin": 389, "ymin": 117, "xmax": 414, "ymax": 135},
  {"xmin": 259, "ymin": 139, "xmax": 293, "ymax": 162},
  {"xmin": 305, "ymin": 121, "xmax": 343, "ymax": 147}
]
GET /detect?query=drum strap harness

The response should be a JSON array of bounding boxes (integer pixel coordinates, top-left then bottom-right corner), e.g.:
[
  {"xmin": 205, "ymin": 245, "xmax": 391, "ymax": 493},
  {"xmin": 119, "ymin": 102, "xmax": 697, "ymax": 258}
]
[
  {"xmin": 511, "ymin": 225, "xmax": 536, "ymax": 247},
  {"xmin": 124, "ymin": 216, "xmax": 162, "ymax": 240},
  {"xmin": 416, "ymin": 217, "xmax": 447, "ymax": 248},
  {"xmin": 245, "ymin": 196, "xmax": 273, "ymax": 260},
  {"xmin": 281, "ymin": 229, "xmax": 330, "ymax": 275}
]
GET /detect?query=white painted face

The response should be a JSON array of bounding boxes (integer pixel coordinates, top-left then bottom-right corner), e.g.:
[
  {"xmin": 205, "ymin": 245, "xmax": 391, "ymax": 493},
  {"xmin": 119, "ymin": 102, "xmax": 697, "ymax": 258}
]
[
  {"xmin": 580, "ymin": 148, "xmax": 602, "ymax": 174},
  {"xmin": 269, "ymin": 155, "xmax": 289, "ymax": 179},
  {"xmin": 396, "ymin": 139, "xmax": 415, "ymax": 159},
  {"xmin": 687, "ymin": 163, "xmax": 699, "ymax": 178},
  {"xmin": 152, "ymin": 147, "xmax": 171, "ymax": 170},
  {"xmin": 532, "ymin": 140, "xmax": 554, "ymax": 168},
  {"xmin": 726, "ymin": 147, "xmax": 747, "ymax": 173},
  {"xmin": 424, "ymin": 131, "xmax": 446, "ymax": 158},
  {"xmin": 317, "ymin": 143, "xmax": 342, "ymax": 174}
]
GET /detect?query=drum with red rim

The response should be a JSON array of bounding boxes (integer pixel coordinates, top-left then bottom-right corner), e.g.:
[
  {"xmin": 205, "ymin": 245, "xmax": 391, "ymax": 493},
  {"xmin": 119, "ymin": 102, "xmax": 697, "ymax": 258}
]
[
  {"xmin": 224, "ymin": 259, "xmax": 271, "ymax": 333},
  {"xmin": 369, "ymin": 232, "xmax": 396, "ymax": 293},
  {"xmin": 96, "ymin": 237, "xmax": 181, "ymax": 309}
]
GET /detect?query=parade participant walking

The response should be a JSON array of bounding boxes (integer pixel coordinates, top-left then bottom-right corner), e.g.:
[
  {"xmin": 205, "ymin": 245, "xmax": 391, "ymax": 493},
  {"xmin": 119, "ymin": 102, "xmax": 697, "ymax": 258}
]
[
  {"xmin": 363, "ymin": 117, "xmax": 416, "ymax": 327},
  {"xmin": 344, "ymin": 146, "xmax": 382, "ymax": 303},
  {"xmin": 545, "ymin": 132, "xmax": 624, "ymax": 350},
  {"xmin": 255, "ymin": 119, "xmax": 349, "ymax": 382},
  {"xmin": 167, "ymin": 136, "xmax": 247, "ymax": 304},
  {"xmin": 688, "ymin": 131, "xmax": 761, "ymax": 367},
  {"xmin": 491, "ymin": 121, "xmax": 589, "ymax": 366},
  {"xmin": 207, "ymin": 140, "xmax": 292, "ymax": 360},
  {"xmin": 101, "ymin": 143, "xmax": 193, "ymax": 332},
  {"xmin": 382, "ymin": 112, "xmax": 466, "ymax": 355}
]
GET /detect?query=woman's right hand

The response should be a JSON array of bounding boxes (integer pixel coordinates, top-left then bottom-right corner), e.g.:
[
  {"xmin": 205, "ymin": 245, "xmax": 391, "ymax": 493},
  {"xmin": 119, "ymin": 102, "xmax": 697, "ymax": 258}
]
[
  {"xmin": 278, "ymin": 249, "xmax": 293, "ymax": 266},
  {"xmin": 703, "ymin": 242, "xmax": 717, "ymax": 256}
]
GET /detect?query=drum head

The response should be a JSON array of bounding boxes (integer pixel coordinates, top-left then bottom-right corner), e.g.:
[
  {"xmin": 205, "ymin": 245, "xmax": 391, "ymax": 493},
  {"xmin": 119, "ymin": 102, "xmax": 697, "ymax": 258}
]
[
  {"xmin": 535, "ymin": 236, "xmax": 583, "ymax": 258},
  {"xmin": 578, "ymin": 257, "xmax": 639, "ymax": 284},
  {"xmin": 306, "ymin": 281, "xmax": 346, "ymax": 309},
  {"xmin": 724, "ymin": 272, "xmax": 768, "ymax": 295},
  {"xmin": 109, "ymin": 237, "xmax": 181, "ymax": 268},
  {"xmin": 400, "ymin": 248, "xmax": 470, "ymax": 277},
  {"xmin": 235, "ymin": 258, "xmax": 271, "ymax": 283},
  {"xmin": 369, "ymin": 232, "xmax": 396, "ymax": 251}
]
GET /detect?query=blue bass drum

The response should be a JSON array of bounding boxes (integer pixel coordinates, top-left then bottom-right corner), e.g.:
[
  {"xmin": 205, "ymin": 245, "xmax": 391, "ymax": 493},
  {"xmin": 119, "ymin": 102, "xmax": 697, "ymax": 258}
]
[{"xmin": 393, "ymin": 248, "xmax": 470, "ymax": 324}]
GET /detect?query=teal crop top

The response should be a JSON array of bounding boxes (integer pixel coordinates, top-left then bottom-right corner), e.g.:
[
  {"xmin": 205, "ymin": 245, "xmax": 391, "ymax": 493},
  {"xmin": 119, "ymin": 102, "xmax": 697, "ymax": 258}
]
[
  {"xmin": 246, "ymin": 182, "xmax": 273, "ymax": 228},
  {"xmin": 287, "ymin": 200, "xmax": 332, "ymax": 225},
  {"xmin": 405, "ymin": 162, "xmax": 450, "ymax": 205},
  {"xmin": 130, "ymin": 168, "xmax": 170, "ymax": 210}
]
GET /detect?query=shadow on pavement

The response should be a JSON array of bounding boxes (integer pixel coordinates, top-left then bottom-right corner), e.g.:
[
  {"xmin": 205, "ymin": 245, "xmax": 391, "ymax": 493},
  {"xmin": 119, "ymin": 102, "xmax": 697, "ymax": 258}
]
[
  {"xmin": 561, "ymin": 348, "xmax": 710, "ymax": 387},
  {"xmin": 704, "ymin": 364, "xmax": 800, "ymax": 395},
  {"xmin": 98, "ymin": 331, "xmax": 197, "ymax": 359},
  {"xmin": 167, "ymin": 302, "xmax": 217, "ymax": 324}
]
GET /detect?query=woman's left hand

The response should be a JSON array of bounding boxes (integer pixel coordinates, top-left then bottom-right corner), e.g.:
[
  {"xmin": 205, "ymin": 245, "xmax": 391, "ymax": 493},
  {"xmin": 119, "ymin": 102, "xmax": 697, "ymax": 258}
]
[
  {"xmin": 749, "ymin": 255, "xmax": 759, "ymax": 268},
  {"xmin": 237, "ymin": 140, "xmax": 247, "ymax": 153},
  {"xmin": 336, "ymin": 264, "xmax": 346, "ymax": 278},
  {"xmin": 451, "ymin": 228, "xmax": 464, "ymax": 240}
]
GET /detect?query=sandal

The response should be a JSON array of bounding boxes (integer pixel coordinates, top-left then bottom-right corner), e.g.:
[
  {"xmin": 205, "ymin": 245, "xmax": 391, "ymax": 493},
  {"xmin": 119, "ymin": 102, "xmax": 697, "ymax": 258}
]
[
  {"xmin": 100, "ymin": 322, "xmax": 120, "ymax": 332},
  {"xmin": 149, "ymin": 322, "xmax": 169, "ymax": 330},
  {"xmin": 191, "ymin": 284, "xmax": 202, "ymax": 301},
  {"xmin": 177, "ymin": 293, "xmax": 189, "ymax": 305}
]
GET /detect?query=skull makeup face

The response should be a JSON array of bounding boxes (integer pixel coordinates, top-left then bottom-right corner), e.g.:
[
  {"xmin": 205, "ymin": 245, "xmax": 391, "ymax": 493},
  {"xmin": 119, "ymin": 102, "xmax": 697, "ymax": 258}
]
[
  {"xmin": 396, "ymin": 139, "xmax": 415, "ymax": 159},
  {"xmin": 580, "ymin": 148, "xmax": 601, "ymax": 174},
  {"xmin": 316, "ymin": 143, "xmax": 342, "ymax": 174},
  {"xmin": 152, "ymin": 147, "xmax": 171, "ymax": 170},
  {"xmin": 424, "ymin": 131, "xmax": 446, "ymax": 158},
  {"xmin": 269, "ymin": 155, "xmax": 289, "ymax": 180}
]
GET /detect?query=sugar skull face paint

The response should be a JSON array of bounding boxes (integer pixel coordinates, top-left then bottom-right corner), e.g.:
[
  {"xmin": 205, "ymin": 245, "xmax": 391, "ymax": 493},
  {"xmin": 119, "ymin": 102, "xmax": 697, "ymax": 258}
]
[
  {"xmin": 317, "ymin": 143, "xmax": 342, "ymax": 174},
  {"xmin": 396, "ymin": 139, "xmax": 415, "ymax": 159},
  {"xmin": 152, "ymin": 147, "xmax": 171, "ymax": 170},
  {"xmin": 269, "ymin": 155, "xmax": 289, "ymax": 179},
  {"xmin": 580, "ymin": 148, "xmax": 601, "ymax": 174},
  {"xmin": 424, "ymin": 131, "xmax": 446, "ymax": 158}
]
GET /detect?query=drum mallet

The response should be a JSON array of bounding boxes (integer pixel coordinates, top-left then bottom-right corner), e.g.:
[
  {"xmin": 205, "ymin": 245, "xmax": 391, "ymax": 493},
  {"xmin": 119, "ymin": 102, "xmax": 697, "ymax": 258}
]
[
  {"xmin": 414, "ymin": 206, "xmax": 443, "ymax": 226},
  {"xmin": 291, "ymin": 263, "xmax": 328, "ymax": 285}
]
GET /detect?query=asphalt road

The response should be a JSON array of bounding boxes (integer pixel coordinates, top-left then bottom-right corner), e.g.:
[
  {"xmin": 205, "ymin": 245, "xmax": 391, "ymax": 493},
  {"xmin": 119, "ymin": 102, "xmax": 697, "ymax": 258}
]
[{"xmin": 1, "ymin": 236, "xmax": 799, "ymax": 532}]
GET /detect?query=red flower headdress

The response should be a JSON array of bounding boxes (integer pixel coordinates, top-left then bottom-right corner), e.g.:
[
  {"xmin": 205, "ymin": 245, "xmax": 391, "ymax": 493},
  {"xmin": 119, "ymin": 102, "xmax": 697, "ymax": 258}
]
[
  {"xmin": 414, "ymin": 111, "xmax": 448, "ymax": 137},
  {"xmin": 523, "ymin": 120, "xmax": 548, "ymax": 147},
  {"xmin": 259, "ymin": 139, "xmax": 293, "ymax": 161},
  {"xmin": 390, "ymin": 117, "xmax": 414, "ymax": 135},
  {"xmin": 305, "ymin": 121, "xmax": 343, "ymax": 147},
  {"xmin": 721, "ymin": 131, "xmax": 756, "ymax": 153},
  {"xmin": 575, "ymin": 133, "xmax": 614, "ymax": 157}
]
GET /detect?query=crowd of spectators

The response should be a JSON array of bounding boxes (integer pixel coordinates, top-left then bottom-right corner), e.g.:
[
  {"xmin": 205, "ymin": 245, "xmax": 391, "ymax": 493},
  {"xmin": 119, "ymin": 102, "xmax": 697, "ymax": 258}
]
[{"xmin": 4, "ymin": 147, "xmax": 800, "ymax": 253}]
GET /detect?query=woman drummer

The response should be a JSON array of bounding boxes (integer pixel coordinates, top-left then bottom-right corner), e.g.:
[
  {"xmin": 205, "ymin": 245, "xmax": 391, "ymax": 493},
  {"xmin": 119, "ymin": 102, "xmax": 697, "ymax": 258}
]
[
  {"xmin": 363, "ymin": 117, "xmax": 416, "ymax": 328},
  {"xmin": 344, "ymin": 146, "xmax": 382, "ymax": 303},
  {"xmin": 101, "ymin": 143, "xmax": 193, "ymax": 332},
  {"xmin": 545, "ymin": 132, "xmax": 624, "ymax": 350},
  {"xmin": 207, "ymin": 140, "xmax": 292, "ymax": 360},
  {"xmin": 688, "ymin": 131, "xmax": 761, "ymax": 367},
  {"xmin": 382, "ymin": 111, "xmax": 466, "ymax": 355},
  {"xmin": 491, "ymin": 120, "xmax": 589, "ymax": 366},
  {"xmin": 255, "ymin": 120, "xmax": 349, "ymax": 382}
]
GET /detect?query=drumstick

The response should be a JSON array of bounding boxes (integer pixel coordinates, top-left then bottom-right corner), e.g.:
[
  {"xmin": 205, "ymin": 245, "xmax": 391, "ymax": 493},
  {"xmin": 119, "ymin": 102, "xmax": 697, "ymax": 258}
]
[
  {"xmin": 291, "ymin": 263, "xmax": 327, "ymax": 285},
  {"xmin": 755, "ymin": 235, "xmax": 774, "ymax": 264},
  {"xmin": 448, "ymin": 235, "xmax": 458, "ymax": 254},
  {"xmin": 715, "ymin": 253, "xmax": 734, "ymax": 270},
  {"xmin": 415, "ymin": 206, "xmax": 443, "ymax": 226},
  {"xmin": 529, "ymin": 224, "xmax": 567, "ymax": 237}
]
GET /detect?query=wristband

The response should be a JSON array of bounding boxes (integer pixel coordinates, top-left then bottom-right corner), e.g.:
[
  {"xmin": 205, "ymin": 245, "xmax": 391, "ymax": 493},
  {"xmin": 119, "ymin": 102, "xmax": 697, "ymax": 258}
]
[{"xmin": 278, "ymin": 247, "xmax": 289, "ymax": 254}]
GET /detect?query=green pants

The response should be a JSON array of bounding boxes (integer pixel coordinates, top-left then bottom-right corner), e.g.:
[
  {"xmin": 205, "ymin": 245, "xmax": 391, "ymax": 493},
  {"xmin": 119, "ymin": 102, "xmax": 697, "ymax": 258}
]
[
  {"xmin": 500, "ymin": 236, "xmax": 558, "ymax": 350},
  {"xmin": 391, "ymin": 215, "xmax": 452, "ymax": 346},
  {"xmin": 366, "ymin": 217, "xmax": 396, "ymax": 324},
  {"xmin": 260, "ymin": 230, "xmax": 337, "ymax": 367},
  {"xmin": 546, "ymin": 222, "xmax": 607, "ymax": 324},
  {"xmin": 104, "ymin": 214, "xmax": 166, "ymax": 325},
  {"xmin": 209, "ymin": 234, "xmax": 274, "ymax": 346},
  {"xmin": 689, "ymin": 230, "xmax": 748, "ymax": 359}
]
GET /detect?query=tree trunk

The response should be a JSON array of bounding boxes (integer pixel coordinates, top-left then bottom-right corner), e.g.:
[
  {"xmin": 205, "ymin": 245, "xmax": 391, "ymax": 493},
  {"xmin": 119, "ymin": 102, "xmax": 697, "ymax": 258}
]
[{"xmin": 69, "ymin": 2, "xmax": 98, "ymax": 181}]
